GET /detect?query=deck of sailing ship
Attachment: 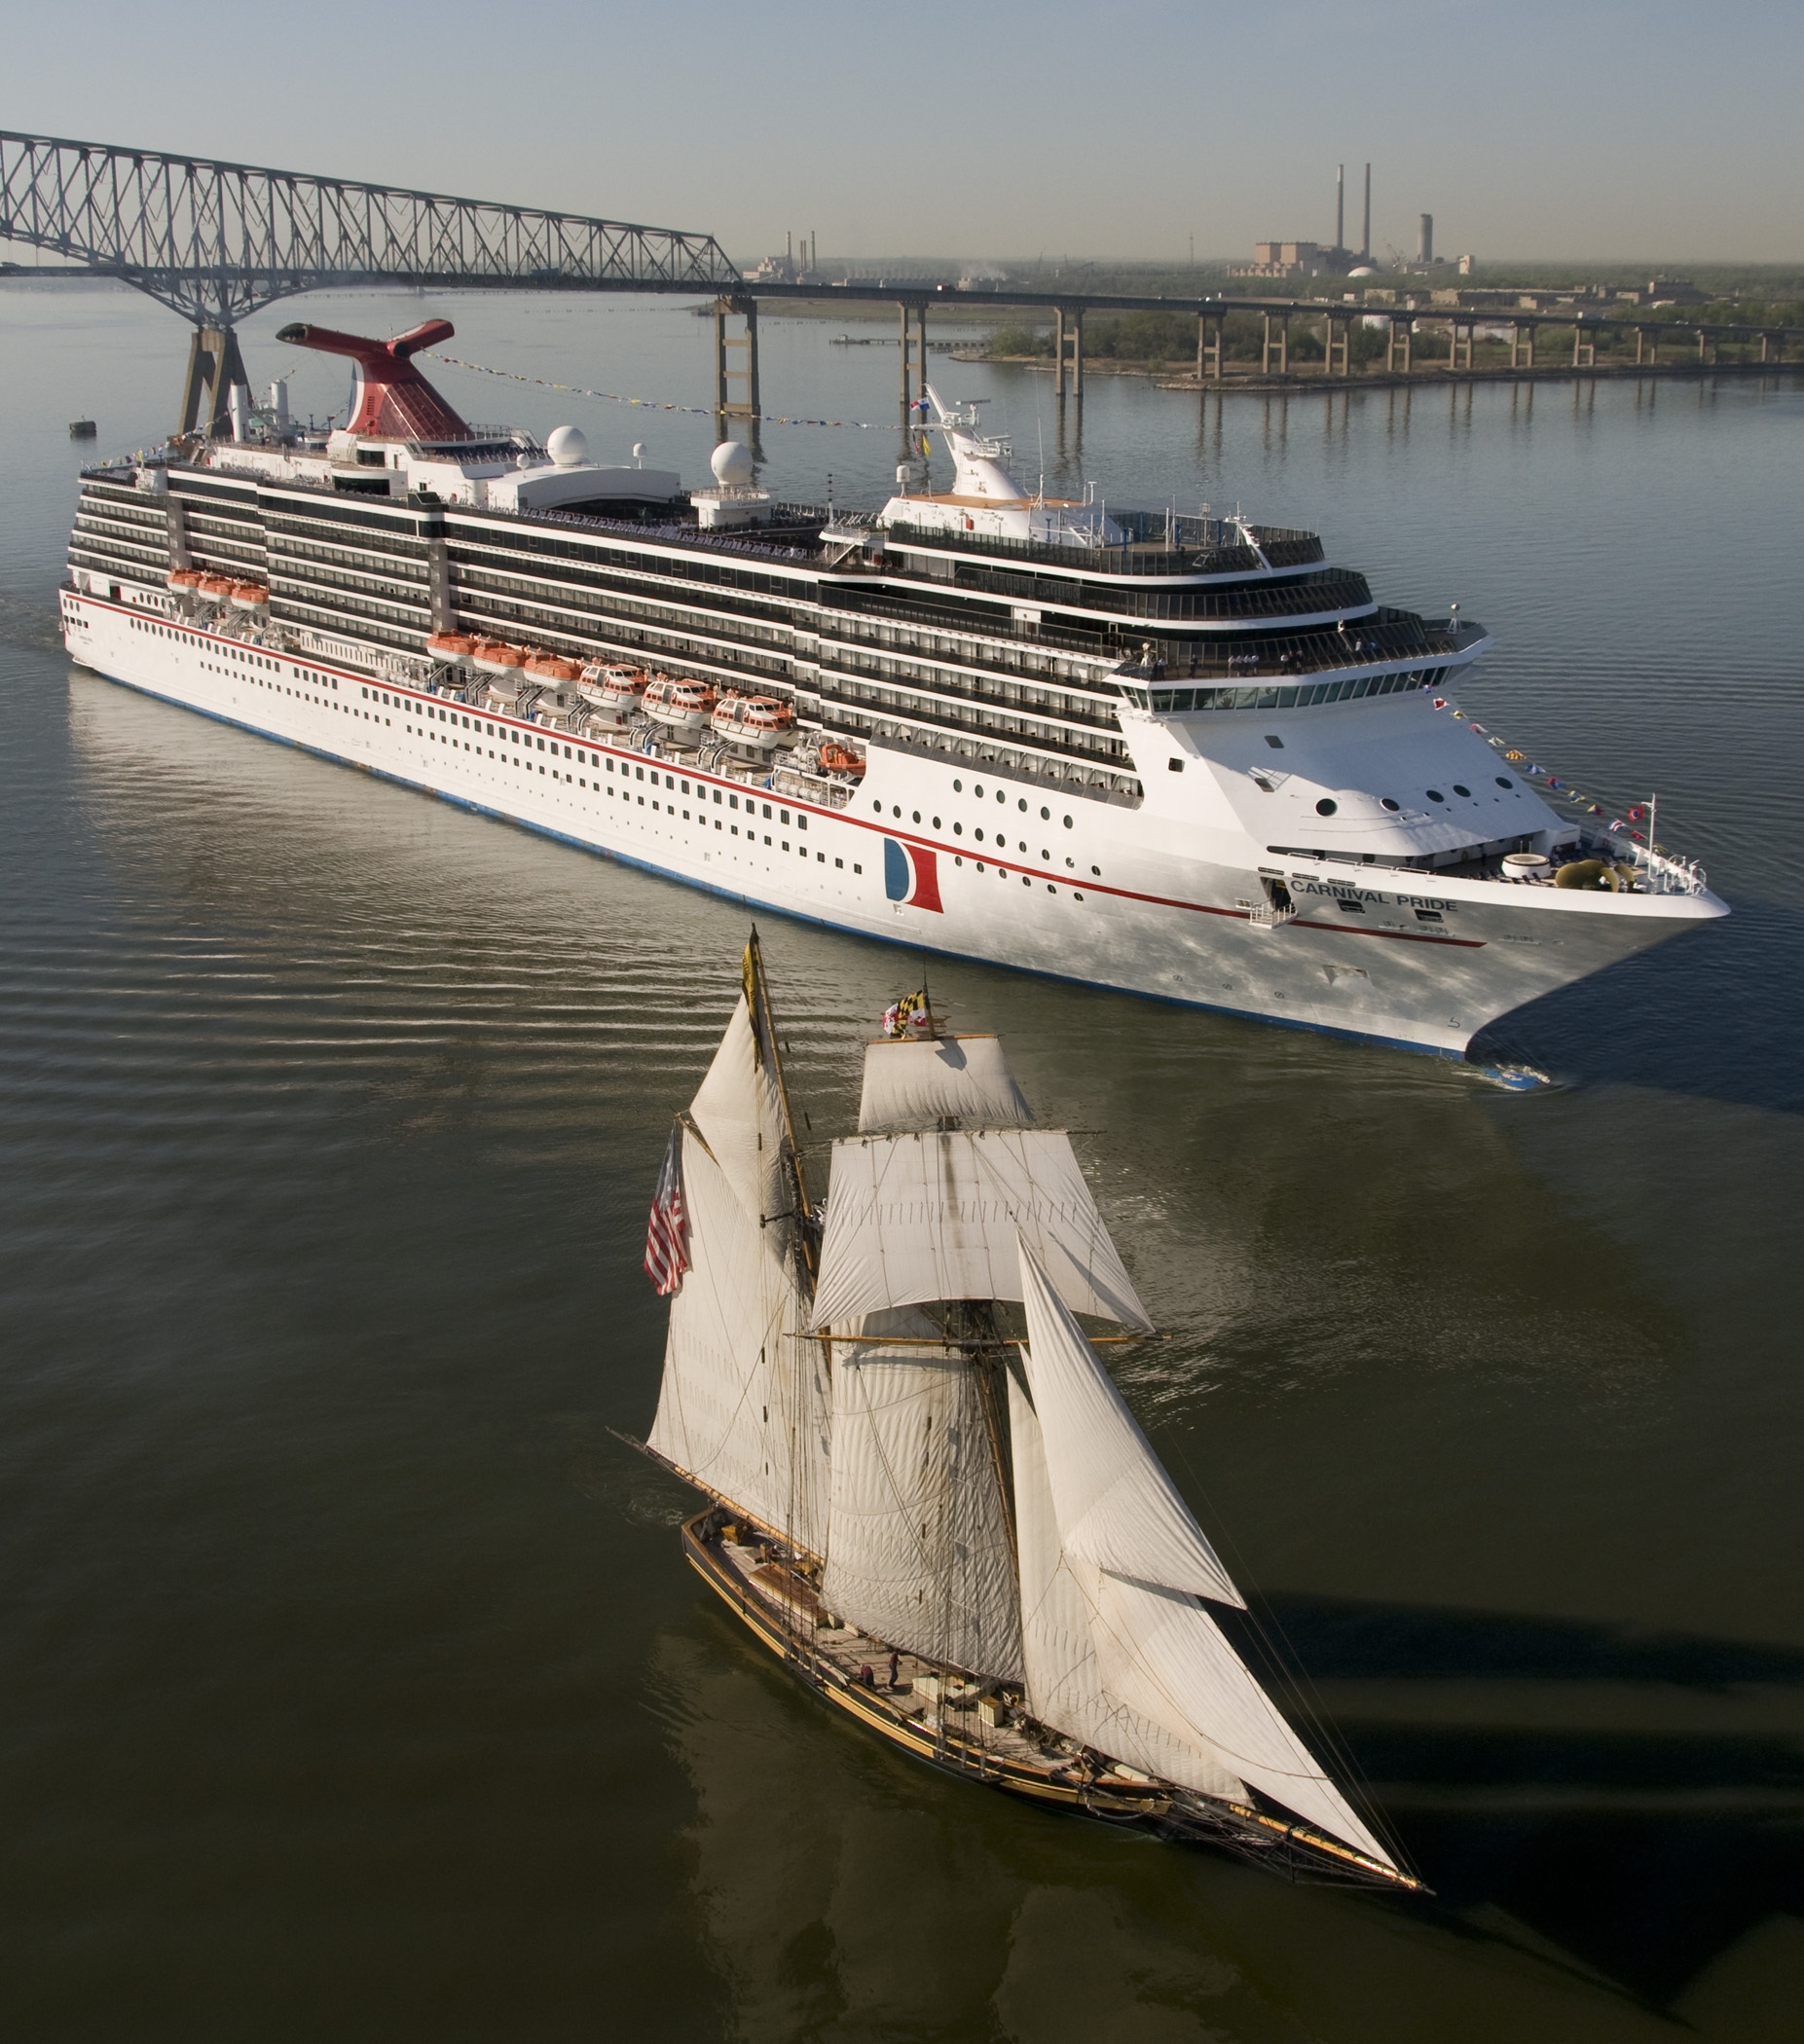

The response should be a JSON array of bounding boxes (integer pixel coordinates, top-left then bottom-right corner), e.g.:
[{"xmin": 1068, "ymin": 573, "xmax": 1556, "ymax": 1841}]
[{"xmin": 631, "ymin": 936, "xmax": 1423, "ymax": 1892}]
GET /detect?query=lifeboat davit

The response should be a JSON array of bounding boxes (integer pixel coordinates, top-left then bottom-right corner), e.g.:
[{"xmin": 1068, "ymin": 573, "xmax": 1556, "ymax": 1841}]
[
  {"xmin": 166, "ymin": 567, "xmax": 202, "ymax": 592},
  {"xmin": 470, "ymin": 639, "xmax": 527, "ymax": 676},
  {"xmin": 579, "ymin": 664, "xmax": 649, "ymax": 721},
  {"xmin": 197, "ymin": 574, "xmax": 235, "ymax": 602},
  {"xmin": 427, "ymin": 631, "xmax": 476, "ymax": 662},
  {"xmin": 818, "ymin": 740, "xmax": 866, "ymax": 778},
  {"xmin": 525, "ymin": 653, "xmax": 581, "ymax": 683},
  {"xmin": 644, "ymin": 675, "xmax": 719, "ymax": 732},
  {"xmin": 710, "ymin": 693, "xmax": 796, "ymax": 749},
  {"xmin": 230, "ymin": 583, "xmax": 270, "ymax": 610}
]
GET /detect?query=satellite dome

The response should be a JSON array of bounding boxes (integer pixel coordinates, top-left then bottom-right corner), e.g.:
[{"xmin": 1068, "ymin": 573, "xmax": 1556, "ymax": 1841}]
[
  {"xmin": 546, "ymin": 424, "xmax": 589, "ymax": 467},
  {"xmin": 632, "ymin": 442, "xmax": 647, "ymax": 462},
  {"xmin": 1348, "ymin": 265, "xmax": 1379, "ymax": 278},
  {"xmin": 711, "ymin": 440, "xmax": 755, "ymax": 488}
]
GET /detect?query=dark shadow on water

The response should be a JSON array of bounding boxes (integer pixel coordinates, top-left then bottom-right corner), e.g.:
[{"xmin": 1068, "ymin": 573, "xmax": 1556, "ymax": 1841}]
[
  {"xmin": 1470, "ymin": 896, "xmax": 1804, "ymax": 1116},
  {"xmin": 1229, "ymin": 1594, "xmax": 1804, "ymax": 2006}
]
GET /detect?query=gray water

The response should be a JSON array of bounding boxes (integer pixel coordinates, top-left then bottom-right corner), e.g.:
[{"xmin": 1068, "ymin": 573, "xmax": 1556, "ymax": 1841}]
[{"xmin": 2, "ymin": 283, "xmax": 1801, "ymax": 2042}]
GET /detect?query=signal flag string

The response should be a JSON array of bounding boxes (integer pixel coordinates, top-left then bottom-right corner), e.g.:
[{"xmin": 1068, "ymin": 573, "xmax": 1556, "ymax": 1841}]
[
  {"xmin": 422, "ymin": 350, "xmax": 928, "ymax": 433},
  {"xmin": 1434, "ymin": 699, "xmax": 1660, "ymax": 847}
]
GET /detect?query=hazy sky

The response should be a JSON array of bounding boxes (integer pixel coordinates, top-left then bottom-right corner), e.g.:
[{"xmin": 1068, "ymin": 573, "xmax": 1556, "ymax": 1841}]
[{"xmin": 6, "ymin": 0, "xmax": 1800, "ymax": 262}]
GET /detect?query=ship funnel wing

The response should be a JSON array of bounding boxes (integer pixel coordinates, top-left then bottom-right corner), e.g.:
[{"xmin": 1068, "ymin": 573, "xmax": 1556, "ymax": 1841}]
[
  {"xmin": 811, "ymin": 1127, "xmax": 1150, "ymax": 1332},
  {"xmin": 1013, "ymin": 1246, "xmax": 1398, "ymax": 1869},
  {"xmin": 857, "ymin": 1034, "xmax": 1035, "ymax": 1134},
  {"xmin": 272, "ymin": 318, "xmax": 469, "ymax": 440}
]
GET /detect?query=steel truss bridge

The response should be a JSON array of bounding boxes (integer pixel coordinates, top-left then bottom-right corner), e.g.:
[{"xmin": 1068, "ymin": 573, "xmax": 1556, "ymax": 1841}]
[
  {"xmin": 0, "ymin": 128, "xmax": 740, "ymax": 429},
  {"xmin": 5, "ymin": 128, "xmax": 1801, "ymax": 436}
]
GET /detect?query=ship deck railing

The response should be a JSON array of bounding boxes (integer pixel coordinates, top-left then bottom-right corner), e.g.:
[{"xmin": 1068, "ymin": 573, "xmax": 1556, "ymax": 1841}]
[{"xmin": 880, "ymin": 515, "xmax": 1325, "ymax": 577}]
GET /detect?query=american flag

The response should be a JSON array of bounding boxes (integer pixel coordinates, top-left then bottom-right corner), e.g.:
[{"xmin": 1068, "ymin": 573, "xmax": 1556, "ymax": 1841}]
[{"xmin": 644, "ymin": 1125, "xmax": 690, "ymax": 1296}]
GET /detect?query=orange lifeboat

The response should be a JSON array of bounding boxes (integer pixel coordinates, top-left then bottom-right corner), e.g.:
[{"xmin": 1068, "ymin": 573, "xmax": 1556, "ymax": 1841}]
[
  {"xmin": 166, "ymin": 567, "xmax": 202, "ymax": 592},
  {"xmin": 198, "ymin": 574, "xmax": 235, "ymax": 601},
  {"xmin": 711, "ymin": 693, "xmax": 796, "ymax": 750},
  {"xmin": 230, "ymin": 583, "xmax": 270, "ymax": 610},
  {"xmin": 471, "ymin": 639, "xmax": 528, "ymax": 676},
  {"xmin": 525, "ymin": 653, "xmax": 581, "ymax": 682},
  {"xmin": 644, "ymin": 675, "xmax": 719, "ymax": 732},
  {"xmin": 580, "ymin": 664, "xmax": 649, "ymax": 722},
  {"xmin": 427, "ymin": 631, "xmax": 476, "ymax": 662},
  {"xmin": 818, "ymin": 740, "xmax": 866, "ymax": 777}
]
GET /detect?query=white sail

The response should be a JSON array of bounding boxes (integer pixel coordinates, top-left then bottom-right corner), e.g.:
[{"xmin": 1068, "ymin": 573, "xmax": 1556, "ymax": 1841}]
[
  {"xmin": 646, "ymin": 1126, "xmax": 830, "ymax": 1556},
  {"xmin": 1010, "ymin": 1370, "xmax": 1248, "ymax": 1804},
  {"xmin": 689, "ymin": 993, "xmax": 791, "ymax": 1229},
  {"xmin": 1084, "ymin": 1568, "xmax": 1394, "ymax": 1867},
  {"xmin": 857, "ymin": 1034, "xmax": 1035, "ymax": 1133},
  {"xmin": 1017, "ymin": 1249, "xmax": 1238, "ymax": 1606},
  {"xmin": 811, "ymin": 1129, "xmax": 1152, "ymax": 1332},
  {"xmin": 822, "ymin": 1307, "xmax": 1023, "ymax": 1682},
  {"xmin": 1014, "ymin": 1247, "xmax": 1395, "ymax": 1869}
]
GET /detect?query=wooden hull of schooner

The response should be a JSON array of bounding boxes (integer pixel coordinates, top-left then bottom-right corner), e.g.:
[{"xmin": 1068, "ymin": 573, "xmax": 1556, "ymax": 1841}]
[{"xmin": 677, "ymin": 1510, "xmax": 1419, "ymax": 1892}]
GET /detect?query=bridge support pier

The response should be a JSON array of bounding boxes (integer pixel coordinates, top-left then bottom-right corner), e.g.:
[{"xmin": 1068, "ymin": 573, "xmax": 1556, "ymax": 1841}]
[
  {"xmin": 899, "ymin": 302, "xmax": 929, "ymax": 420},
  {"xmin": 177, "ymin": 324, "xmax": 250, "ymax": 438},
  {"xmin": 1572, "ymin": 326, "xmax": 1595, "ymax": 369},
  {"xmin": 1261, "ymin": 311, "xmax": 1289, "ymax": 376},
  {"xmin": 1385, "ymin": 318, "xmax": 1412, "ymax": 375},
  {"xmin": 1325, "ymin": 313, "xmax": 1349, "ymax": 376},
  {"xmin": 1054, "ymin": 307, "xmax": 1083, "ymax": 398},
  {"xmin": 1197, "ymin": 311, "xmax": 1224, "ymax": 382},
  {"xmin": 713, "ymin": 296, "xmax": 760, "ymax": 426}
]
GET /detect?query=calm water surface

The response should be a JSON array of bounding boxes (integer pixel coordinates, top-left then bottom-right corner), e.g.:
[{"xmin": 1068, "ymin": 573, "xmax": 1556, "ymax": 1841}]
[{"xmin": 2, "ymin": 285, "xmax": 1801, "ymax": 2042}]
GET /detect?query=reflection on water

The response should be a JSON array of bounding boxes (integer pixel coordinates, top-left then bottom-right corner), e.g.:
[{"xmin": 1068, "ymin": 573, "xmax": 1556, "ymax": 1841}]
[{"xmin": 1, "ymin": 287, "xmax": 1801, "ymax": 2040}]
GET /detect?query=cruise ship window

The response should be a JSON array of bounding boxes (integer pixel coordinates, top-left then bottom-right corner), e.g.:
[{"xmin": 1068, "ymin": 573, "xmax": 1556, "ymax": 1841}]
[
  {"xmin": 1063, "ymin": 816, "xmax": 1073, "ymax": 828},
  {"xmin": 953, "ymin": 822, "xmax": 963, "ymax": 835},
  {"xmin": 853, "ymin": 863, "xmax": 862, "ymax": 874},
  {"xmin": 797, "ymin": 816, "xmax": 806, "ymax": 831},
  {"xmin": 636, "ymin": 765, "xmax": 644, "ymax": 780},
  {"xmin": 1453, "ymin": 785, "xmax": 1471, "ymax": 797},
  {"xmin": 975, "ymin": 828, "xmax": 984, "ymax": 843},
  {"xmin": 953, "ymin": 780, "xmax": 963, "ymax": 792},
  {"xmin": 1018, "ymin": 799, "xmax": 1027, "ymax": 811},
  {"xmin": 681, "ymin": 780, "xmax": 691, "ymax": 795},
  {"xmin": 1168, "ymin": 760, "xmax": 1184, "ymax": 773},
  {"xmin": 714, "ymin": 789, "xmax": 721, "ymax": 803},
  {"xmin": 729, "ymin": 794, "xmax": 739, "ymax": 809},
  {"xmin": 1381, "ymin": 797, "xmax": 1400, "ymax": 811},
  {"xmin": 1336, "ymin": 899, "xmax": 1366, "ymax": 914},
  {"xmin": 1265, "ymin": 735, "xmax": 1285, "ymax": 748}
]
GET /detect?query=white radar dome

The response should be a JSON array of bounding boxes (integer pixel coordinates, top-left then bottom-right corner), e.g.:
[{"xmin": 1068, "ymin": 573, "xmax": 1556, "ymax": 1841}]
[
  {"xmin": 546, "ymin": 424, "xmax": 589, "ymax": 467},
  {"xmin": 711, "ymin": 440, "xmax": 755, "ymax": 488},
  {"xmin": 1348, "ymin": 265, "xmax": 1379, "ymax": 277}
]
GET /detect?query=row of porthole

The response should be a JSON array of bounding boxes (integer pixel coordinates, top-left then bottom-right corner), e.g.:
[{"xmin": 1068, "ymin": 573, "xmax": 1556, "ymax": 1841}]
[
  {"xmin": 874, "ymin": 784, "xmax": 1077, "ymax": 827},
  {"xmin": 1316, "ymin": 775, "xmax": 1516, "ymax": 818},
  {"xmin": 875, "ymin": 797, "xmax": 1099, "ymax": 875},
  {"xmin": 953, "ymin": 857, "xmax": 1085, "ymax": 900}
]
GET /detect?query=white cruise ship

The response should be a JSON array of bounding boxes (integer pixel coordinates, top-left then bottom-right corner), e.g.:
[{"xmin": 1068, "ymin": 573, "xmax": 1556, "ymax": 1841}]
[{"xmin": 59, "ymin": 314, "xmax": 1725, "ymax": 1058}]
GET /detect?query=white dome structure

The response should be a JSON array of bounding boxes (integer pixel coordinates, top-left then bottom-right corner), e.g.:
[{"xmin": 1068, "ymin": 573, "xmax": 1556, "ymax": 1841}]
[
  {"xmin": 546, "ymin": 424, "xmax": 590, "ymax": 467},
  {"xmin": 710, "ymin": 440, "xmax": 755, "ymax": 488}
]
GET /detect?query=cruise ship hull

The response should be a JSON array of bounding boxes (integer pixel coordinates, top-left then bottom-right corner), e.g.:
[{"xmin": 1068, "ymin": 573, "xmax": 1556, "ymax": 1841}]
[{"xmin": 62, "ymin": 589, "xmax": 1722, "ymax": 1058}]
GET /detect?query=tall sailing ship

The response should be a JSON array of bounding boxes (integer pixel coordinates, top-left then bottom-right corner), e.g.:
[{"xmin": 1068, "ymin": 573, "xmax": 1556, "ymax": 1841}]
[
  {"xmin": 60, "ymin": 314, "xmax": 1724, "ymax": 1059},
  {"xmin": 632, "ymin": 936, "xmax": 1422, "ymax": 1891}
]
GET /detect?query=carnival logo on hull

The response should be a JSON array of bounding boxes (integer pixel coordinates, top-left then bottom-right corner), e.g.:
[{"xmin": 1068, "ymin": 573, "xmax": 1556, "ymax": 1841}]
[{"xmin": 883, "ymin": 838, "xmax": 943, "ymax": 912}]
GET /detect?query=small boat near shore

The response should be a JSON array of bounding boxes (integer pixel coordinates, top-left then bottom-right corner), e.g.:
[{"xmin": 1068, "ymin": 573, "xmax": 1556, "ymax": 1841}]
[{"xmin": 625, "ymin": 935, "xmax": 1423, "ymax": 1892}]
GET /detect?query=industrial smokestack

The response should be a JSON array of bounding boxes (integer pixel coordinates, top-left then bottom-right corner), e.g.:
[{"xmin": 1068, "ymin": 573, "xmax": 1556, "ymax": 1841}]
[
  {"xmin": 1362, "ymin": 164, "xmax": 1371, "ymax": 260},
  {"xmin": 1336, "ymin": 164, "xmax": 1344, "ymax": 252},
  {"xmin": 1418, "ymin": 212, "xmax": 1433, "ymax": 265}
]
